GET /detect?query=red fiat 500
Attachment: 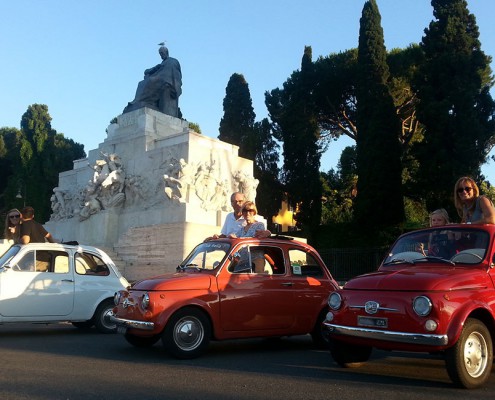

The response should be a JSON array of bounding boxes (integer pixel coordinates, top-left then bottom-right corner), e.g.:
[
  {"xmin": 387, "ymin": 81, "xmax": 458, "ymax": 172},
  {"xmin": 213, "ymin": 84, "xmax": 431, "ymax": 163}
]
[
  {"xmin": 112, "ymin": 236, "xmax": 339, "ymax": 358},
  {"xmin": 324, "ymin": 224, "xmax": 495, "ymax": 389}
]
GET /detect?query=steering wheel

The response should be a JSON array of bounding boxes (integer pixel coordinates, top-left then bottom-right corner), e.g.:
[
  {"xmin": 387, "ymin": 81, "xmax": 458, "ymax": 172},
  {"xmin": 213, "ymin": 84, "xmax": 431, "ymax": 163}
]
[{"xmin": 11, "ymin": 264, "xmax": 21, "ymax": 271}]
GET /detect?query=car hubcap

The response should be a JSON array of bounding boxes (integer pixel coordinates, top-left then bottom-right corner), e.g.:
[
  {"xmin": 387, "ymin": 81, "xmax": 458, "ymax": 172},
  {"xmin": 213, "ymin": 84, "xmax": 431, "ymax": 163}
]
[
  {"xmin": 173, "ymin": 316, "xmax": 204, "ymax": 351},
  {"xmin": 463, "ymin": 331, "xmax": 488, "ymax": 378}
]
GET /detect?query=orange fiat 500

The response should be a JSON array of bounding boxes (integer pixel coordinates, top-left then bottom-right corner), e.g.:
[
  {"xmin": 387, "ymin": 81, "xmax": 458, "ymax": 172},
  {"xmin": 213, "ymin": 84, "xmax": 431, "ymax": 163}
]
[{"xmin": 112, "ymin": 236, "xmax": 339, "ymax": 358}]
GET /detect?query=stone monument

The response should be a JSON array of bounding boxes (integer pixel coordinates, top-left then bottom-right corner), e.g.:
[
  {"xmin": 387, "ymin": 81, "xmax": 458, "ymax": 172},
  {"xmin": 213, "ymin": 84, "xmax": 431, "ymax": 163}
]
[{"xmin": 45, "ymin": 107, "xmax": 261, "ymax": 280}]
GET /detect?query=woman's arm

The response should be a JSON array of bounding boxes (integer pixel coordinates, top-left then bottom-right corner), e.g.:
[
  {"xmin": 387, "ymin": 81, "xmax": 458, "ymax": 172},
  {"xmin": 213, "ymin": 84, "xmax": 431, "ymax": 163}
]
[{"xmin": 474, "ymin": 196, "xmax": 495, "ymax": 224}]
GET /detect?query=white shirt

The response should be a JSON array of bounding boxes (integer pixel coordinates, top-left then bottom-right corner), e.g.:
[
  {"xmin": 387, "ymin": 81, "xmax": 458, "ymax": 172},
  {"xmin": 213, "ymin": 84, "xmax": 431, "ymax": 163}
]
[{"xmin": 220, "ymin": 213, "xmax": 245, "ymax": 235}]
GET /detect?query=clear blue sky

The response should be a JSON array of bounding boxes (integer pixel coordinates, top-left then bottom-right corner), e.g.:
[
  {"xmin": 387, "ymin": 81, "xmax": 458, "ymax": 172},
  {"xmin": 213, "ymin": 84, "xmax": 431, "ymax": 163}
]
[{"xmin": 1, "ymin": 0, "xmax": 494, "ymax": 182}]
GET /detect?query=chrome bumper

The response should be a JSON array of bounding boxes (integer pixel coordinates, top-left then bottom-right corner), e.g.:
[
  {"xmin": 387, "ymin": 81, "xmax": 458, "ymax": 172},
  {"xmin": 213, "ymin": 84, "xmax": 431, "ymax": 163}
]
[
  {"xmin": 323, "ymin": 322, "xmax": 448, "ymax": 346},
  {"xmin": 110, "ymin": 315, "xmax": 155, "ymax": 331}
]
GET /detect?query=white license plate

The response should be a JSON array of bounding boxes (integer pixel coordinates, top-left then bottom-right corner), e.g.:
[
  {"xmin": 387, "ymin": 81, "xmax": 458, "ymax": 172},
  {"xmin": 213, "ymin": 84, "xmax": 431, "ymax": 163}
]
[{"xmin": 358, "ymin": 316, "xmax": 388, "ymax": 328}]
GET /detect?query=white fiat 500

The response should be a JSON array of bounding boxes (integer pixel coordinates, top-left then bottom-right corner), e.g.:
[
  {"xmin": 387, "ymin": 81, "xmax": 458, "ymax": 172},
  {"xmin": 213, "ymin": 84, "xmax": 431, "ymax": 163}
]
[{"xmin": 0, "ymin": 243, "xmax": 129, "ymax": 333}]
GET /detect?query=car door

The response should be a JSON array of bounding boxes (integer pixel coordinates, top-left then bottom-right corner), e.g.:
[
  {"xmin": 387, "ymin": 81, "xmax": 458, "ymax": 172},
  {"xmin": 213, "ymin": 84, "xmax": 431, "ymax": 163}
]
[
  {"xmin": 287, "ymin": 248, "xmax": 335, "ymax": 328},
  {"xmin": 0, "ymin": 249, "xmax": 74, "ymax": 317},
  {"xmin": 216, "ymin": 244, "xmax": 296, "ymax": 332}
]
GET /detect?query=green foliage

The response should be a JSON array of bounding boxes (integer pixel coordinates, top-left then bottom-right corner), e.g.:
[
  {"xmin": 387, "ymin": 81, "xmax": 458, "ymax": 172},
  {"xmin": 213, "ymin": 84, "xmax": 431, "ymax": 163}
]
[
  {"xmin": 188, "ymin": 122, "xmax": 202, "ymax": 134},
  {"xmin": 219, "ymin": 75, "xmax": 282, "ymax": 223},
  {"xmin": 219, "ymin": 73, "xmax": 256, "ymax": 159},
  {"xmin": 265, "ymin": 47, "xmax": 323, "ymax": 241},
  {"xmin": 412, "ymin": 0, "xmax": 495, "ymax": 210},
  {"xmin": 354, "ymin": 0, "xmax": 405, "ymax": 229},
  {"xmin": 0, "ymin": 104, "xmax": 86, "ymax": 222}
]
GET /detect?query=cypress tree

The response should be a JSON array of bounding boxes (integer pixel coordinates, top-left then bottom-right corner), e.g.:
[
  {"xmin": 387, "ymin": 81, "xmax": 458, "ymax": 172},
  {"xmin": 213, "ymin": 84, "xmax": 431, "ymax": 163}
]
[
  {"xmin": 354, "ymin": 0, "xmax": 405, "ymax": 229},
  {"xmin": 413, "ymin": 0, "xmax": 495, "ymax": 211},
  {"xmin": 266, "ymin": 47, "xmax": 322, "ymax": 242},
  {"xmin": 219, "ymin": 73, "xmax": 256, "ymax": 159}
]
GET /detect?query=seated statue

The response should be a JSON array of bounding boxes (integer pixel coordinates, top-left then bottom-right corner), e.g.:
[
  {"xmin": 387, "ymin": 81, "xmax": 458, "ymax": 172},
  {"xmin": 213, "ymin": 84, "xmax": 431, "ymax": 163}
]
[{"xmin": 123, "ymin": 46, "xmax": 182, "ymax": 117}]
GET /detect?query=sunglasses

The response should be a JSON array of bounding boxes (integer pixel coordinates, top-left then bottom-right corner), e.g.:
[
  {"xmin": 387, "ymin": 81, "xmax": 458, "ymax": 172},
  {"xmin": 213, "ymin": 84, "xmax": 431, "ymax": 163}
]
[
  {"xmin": 457, "ymin": 187, "xmax": 473, "ymax": 194},
  {"xmin": 9, "ymin": 214, "xmax": 20, "ymax": 219},
  {"xmin": 242, "ymin": 209, "xmax": 256, "ymax": 214}
]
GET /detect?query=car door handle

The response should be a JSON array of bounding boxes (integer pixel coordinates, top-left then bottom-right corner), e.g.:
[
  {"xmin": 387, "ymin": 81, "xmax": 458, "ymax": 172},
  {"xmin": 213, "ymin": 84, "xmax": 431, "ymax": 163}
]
[
  {"xmin": 281, "ymin": 282, "xmax": 294, "ymax": 287},
  {"xmin": 61, "ymin": 279, "xmax": 74, "ymax": 283}
]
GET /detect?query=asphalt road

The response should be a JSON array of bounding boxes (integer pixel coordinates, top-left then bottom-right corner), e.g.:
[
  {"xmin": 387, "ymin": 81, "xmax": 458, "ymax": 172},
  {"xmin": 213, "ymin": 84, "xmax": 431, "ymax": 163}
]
[{"xmin": 0, "ymin": 323, "xmax": 494, "ymax": 400}]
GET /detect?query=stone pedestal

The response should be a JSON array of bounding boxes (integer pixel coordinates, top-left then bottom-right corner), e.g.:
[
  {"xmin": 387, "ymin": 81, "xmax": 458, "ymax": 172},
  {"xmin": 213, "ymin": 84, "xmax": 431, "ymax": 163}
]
[{"xmin": 45, "ymin": 108, "xmax": 261, "ymax": 280}]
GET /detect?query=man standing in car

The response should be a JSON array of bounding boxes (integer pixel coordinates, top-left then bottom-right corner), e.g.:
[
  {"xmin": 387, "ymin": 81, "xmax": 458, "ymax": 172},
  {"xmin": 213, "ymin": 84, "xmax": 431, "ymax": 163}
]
[{"xmin": 20, "ymin": 206, "xmax": 56, "ymax": 244}]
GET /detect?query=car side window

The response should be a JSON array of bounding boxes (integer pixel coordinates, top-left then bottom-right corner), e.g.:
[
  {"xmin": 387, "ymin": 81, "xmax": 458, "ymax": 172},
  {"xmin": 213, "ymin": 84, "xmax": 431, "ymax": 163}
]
[
  {"xmin": 14, "ymin": 251, "xmax": 35, "ymax": 271},
  {"xmin": 13, "ymin": 250, "xmax": 70, "ymax": 273},
  {"xmin": 228, "ymin": 246, "xmax": 285, "ymax": 275},
  {"xmin": 75, "ymin": 253, "xmax": 110, "ymax": 276},
  {"xmin": 288, "ymin": 249, "xmax": 324, "ymax": 277}
]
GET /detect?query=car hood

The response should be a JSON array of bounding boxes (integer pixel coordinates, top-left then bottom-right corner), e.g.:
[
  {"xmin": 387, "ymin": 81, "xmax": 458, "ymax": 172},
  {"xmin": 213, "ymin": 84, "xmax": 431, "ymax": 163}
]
[
  {"xmin": 132, "ymin": 272, "xmax": 213, "ymax": 291},
  {"xmin": 344, "ymin": 266, "xmax": 490, "ymax": 292}
]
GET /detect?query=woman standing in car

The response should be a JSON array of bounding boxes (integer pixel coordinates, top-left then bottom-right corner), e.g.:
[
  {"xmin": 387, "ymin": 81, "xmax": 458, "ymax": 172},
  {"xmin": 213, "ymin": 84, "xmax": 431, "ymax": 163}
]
[{"xmin": 454, "ymin": 177, "xmax": 495, "ymax": 224}]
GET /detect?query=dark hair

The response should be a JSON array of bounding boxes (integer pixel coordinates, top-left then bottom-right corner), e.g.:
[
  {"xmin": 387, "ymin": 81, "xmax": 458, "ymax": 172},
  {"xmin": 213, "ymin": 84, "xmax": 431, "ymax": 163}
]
[{"xmin": 21, "ymin": 206, "xmax": 35, "ymax": 219}]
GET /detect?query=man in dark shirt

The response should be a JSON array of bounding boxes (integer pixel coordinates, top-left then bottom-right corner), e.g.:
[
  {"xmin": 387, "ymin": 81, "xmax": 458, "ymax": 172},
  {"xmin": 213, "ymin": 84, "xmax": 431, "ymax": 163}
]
[{"xmin": 20, "ymin": 206, "xmax": 55, "ymax": 244}]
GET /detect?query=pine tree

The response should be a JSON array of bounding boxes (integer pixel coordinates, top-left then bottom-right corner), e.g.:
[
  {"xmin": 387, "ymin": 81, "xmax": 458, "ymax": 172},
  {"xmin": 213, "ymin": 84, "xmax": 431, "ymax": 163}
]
[
  {"xmin": 354, "ymin": 0, "xmax": 405, "ymax": 229},
  {"xmin": 413, "ymin": 0, "xmax": 495, "ymax": 211}
]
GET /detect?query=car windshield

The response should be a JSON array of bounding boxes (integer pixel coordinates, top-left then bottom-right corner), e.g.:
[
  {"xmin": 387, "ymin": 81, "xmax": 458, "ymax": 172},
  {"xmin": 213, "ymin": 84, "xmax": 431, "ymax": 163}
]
[
  {"xmin": 383, "ymin": 227, "xmax": 489, "ymax": 266},
  {"xmin": 179, "ymin": 241, "xmax": 231, "ymax": 271},
  {"xmin": 0, "ymin": 245, "xmax": 21, "ymax": 268}
]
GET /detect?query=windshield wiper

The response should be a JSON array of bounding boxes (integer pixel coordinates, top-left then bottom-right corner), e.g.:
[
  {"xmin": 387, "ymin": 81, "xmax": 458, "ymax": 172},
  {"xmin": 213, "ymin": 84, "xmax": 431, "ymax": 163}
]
[
  {"xmin": 383, "ymin": 258, "xmax": 415, "ymax": 266},
  {"xmin": 417, "ymin": 256, "xmax": 455, "ymax": 265},
  {"xmin": 176, "ymin": 263, "xmax": 201, "ymax": 272}
]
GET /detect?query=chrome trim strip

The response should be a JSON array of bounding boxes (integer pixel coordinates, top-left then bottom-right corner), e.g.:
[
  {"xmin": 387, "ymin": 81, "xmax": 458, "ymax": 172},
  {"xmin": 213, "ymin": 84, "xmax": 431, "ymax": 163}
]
[
  {"xmin": 110, "ymin": 315, "xmax": 155, "ymax": 330},
  {"xmin": 324, "ymin": 322, "xmax": 448, "ymax": 346},
  {"xmin": 349, "ymin": 305, "xmax": 399, "ymax": 312}
]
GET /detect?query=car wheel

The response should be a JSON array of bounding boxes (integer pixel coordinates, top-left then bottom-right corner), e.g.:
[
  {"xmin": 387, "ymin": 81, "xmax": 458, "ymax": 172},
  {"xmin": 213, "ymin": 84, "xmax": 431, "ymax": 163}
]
[
  {"xmin": 125, "ymin": 332, "xmax": 160, "ymax": 348},
  {"xmin": 310, "ymin": 310, "xmax": 330, "ymax": 348},
  {"xmin": 330, "ymin": 339, "xmax": 372, "ymax": 368},
  {"xmin": 93, "ymin": 299, "xmax": 117, "ymax": 334},
  {"xmin": 72, "ymin": 321, "xmax": 94, "ymax": 330},
  {"xmin": 445, "ymin": 318, "xmax": 493, "ymax": 389},
  {"xmin": 162, "ymin": 307, "xmax": 211, "ymax": 359}
]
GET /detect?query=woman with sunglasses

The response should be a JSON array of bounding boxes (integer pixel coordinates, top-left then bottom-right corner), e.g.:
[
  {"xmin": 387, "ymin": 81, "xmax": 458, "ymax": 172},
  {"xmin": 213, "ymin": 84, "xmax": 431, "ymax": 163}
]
[
  {"xmin": 3, "ymin": 208, "xmax": 22, "ymax": 243},
  {"xmin": 454, "ymin": 177, "xmax": 495, "ymax": 224},
  {"xmin": 229, "ymin": 202, "xmax": 266, "ymax": 238}
]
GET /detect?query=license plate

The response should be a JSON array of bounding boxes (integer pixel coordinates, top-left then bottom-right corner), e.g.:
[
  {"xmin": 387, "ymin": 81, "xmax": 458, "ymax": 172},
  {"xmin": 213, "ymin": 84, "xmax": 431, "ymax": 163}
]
[
  {"xmin": 358, "ymin": 316, "xmax": 388, "ymax": 328},
  {"xmin": 117, "ymin": 326, "xmax": 127, "ymax": 334}
]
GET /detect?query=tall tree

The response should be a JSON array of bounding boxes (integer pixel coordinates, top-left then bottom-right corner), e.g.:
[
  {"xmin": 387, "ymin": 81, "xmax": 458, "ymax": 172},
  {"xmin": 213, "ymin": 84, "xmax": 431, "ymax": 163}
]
[
  {"xmin": 266, "ymin": 46, "xmax": 322, "ymax": 242},
  {"xmin": 251, "ymin": 118, "xmax": 282, "ymax": 224},
  {"xmin": 219, "ymin": 73, "xmax": 256, "ymax": 159},
  {"xmin": 413, "ymin": 0, "xmax": 495, "ymax": 212},
  {"xmin": 9, "ymin": 104, "xmax": 86, "ymax": 222},
  {"xmin": 354, "ymin": 0, "xmax": 405, "ymax": 229}
]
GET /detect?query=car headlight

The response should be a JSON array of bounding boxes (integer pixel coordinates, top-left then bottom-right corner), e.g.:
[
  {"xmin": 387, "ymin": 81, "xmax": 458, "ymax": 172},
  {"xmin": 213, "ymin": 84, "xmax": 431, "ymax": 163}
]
[
  {"xmin": 413, "ymin": 295, "xmax": 432, "ymax": 316},
  {"xmin": 328, "ymin": 292, "xmax": 342, "ymax": 310},
  {"xmin": 141, "ymin": 292, "xmax": 150, "ymax": 310},
  {"xmin": 114, "ymin": 291, "xmax": 122, "ymax": 306}
]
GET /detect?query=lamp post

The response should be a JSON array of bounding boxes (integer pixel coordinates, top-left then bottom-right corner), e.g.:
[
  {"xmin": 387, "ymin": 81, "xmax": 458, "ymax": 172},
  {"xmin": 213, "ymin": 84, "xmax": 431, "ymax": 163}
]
[{"xmin": 16, "ymin": 181, "xmax": 26, "ymax": 207}]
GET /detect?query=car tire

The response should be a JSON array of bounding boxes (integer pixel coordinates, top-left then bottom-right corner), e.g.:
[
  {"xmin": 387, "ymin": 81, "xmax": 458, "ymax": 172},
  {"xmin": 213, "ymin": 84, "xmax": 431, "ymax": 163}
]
[
  {"xmin": 72, "ymin": 321, "xmax": 94, "ymax": 330},
  {"xmin": 310, "ymin": 310, "xmax": 330, "ymax": 348},
  {"xmin": 125, "ymin": 332, "xmax": 160, "ymax": 348},
  {"xmin": 445, "ymin": 318, "xmax": 493, "ymax": 389},
  {"xmin": 93, "ymin": 299, "xmax": 117, "ymax": 334},
  {"xmin": 330, "ymin": 339, "xmax": 372, "ymax": 368},
  {"xmin": 162, "ymin": 307, "xmax": 211, "ymax": 359}
]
